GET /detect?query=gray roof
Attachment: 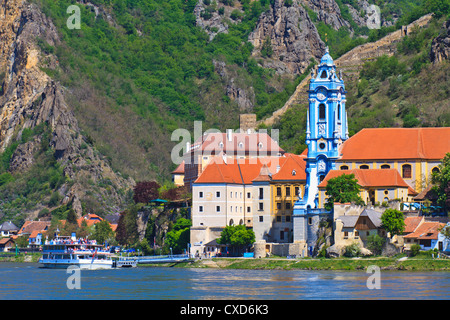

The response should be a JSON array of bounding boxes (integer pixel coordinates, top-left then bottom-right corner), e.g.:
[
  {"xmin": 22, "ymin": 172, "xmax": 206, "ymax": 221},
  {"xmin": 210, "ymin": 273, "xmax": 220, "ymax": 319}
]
[
  {"xmin": 337, "ymin": 215, "xmax": 359, "ymax": 228},
  {"xmin": 0, "ymin": 221, "xmax": 19, "ymax": 232},
  {"xmin": 360, "ymin": 209, "xmax": 382, "ymax": 228}
]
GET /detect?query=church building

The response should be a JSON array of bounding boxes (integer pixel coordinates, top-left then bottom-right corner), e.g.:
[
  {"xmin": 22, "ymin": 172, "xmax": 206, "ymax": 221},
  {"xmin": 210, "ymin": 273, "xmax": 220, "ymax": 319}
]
[{"xmin": 292, "ymin": 48, "xmax": 450, "ymax": 256}]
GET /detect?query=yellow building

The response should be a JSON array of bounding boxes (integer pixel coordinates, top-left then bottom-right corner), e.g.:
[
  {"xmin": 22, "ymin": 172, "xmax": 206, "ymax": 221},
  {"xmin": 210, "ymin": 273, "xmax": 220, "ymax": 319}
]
[
  {"xmin": 318, "ymin": 169, "xmax": 415, "ymax": 208},
  {"xmin": 336, "ymin": 128, "xmax": 450, "ymax": 194}
]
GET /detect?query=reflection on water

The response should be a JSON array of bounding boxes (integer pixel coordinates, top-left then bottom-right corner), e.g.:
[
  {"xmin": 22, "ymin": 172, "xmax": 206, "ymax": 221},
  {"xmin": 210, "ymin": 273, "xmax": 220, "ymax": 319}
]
[{"xmin": 0, "ymin": 263, "xmax": 448, "ymax": 300}]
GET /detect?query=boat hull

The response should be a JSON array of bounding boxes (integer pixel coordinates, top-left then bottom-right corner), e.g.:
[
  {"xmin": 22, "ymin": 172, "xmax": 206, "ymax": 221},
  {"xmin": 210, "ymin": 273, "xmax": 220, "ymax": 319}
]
[{"xmin": 39, "ymin": 259, "xmax": 113, "ymax": 270}]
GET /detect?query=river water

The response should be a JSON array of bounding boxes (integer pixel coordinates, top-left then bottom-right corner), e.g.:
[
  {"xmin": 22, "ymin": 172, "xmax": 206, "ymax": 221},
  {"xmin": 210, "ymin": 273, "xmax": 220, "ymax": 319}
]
[{"xmin": 0, "ymin": 262, "xmax": 449, "ymax": 300}]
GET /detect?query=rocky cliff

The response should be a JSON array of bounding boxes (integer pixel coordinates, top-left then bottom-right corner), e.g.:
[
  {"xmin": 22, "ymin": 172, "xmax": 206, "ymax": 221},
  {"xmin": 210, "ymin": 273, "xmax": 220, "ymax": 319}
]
[
  {"xmin": 430, "ymin": 18, "xmax": 450, "ymax": 64},
  {"xmin": 0, "ymin": 0, "xmax": 134, "ymax": 219},
  {"xmin": 248, "ymin": 0, "xmax": 326, "ymax": 76}
]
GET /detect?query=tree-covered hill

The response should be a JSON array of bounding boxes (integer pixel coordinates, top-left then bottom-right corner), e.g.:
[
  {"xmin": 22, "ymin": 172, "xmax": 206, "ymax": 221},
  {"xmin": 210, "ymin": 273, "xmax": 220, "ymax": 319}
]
[{"xmin": 0, "ymin": 0, "xmax": 448, "ymax": 222}]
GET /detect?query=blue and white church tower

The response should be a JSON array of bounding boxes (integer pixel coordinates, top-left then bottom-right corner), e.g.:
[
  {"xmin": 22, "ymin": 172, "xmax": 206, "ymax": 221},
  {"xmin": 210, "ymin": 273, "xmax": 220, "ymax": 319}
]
[{"xmin": 293, "ymin": 48, "xmax": 349, "ymax": 254}]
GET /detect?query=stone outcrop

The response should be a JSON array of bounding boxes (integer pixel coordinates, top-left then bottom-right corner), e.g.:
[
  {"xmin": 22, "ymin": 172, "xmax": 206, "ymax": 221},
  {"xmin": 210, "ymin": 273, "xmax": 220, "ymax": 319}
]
[
  {"xmin": 213, "ymin": 60, "xmax": 255, "ymax": 111},
  {"xmin": 430, "ymin": 18, "xmax": 450, "ymax": 64},
  {"xmin": 0, "ymin": 0, "xmax": 134, "ymax": 217},
  {"xmin": 305, "ymin": 0, "xmax": 350, "ymax": 30},
  {"xmin": 248, "ymin": 0, "xmax": 326, "ymax": 76}
]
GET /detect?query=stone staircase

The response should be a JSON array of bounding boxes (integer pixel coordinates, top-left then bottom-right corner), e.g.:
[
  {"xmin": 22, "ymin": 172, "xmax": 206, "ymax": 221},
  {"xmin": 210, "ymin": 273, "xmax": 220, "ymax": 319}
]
[{"xmin": 257, "ymin": 14, "xmax": 434, "ymax": 127}]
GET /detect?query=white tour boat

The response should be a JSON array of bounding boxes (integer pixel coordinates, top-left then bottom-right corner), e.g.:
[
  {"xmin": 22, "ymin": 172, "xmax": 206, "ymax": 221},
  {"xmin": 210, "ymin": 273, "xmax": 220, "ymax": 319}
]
[{"xmin": 39, "ymin": 237, "xmax": 114, "ymax": 270}]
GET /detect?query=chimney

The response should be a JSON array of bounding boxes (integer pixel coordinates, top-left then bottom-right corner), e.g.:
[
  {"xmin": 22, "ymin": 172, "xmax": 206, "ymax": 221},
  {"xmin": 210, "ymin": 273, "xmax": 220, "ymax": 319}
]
[{"xmin": 227, "ymin": 129, "xmax": 233, "ymax": 142}]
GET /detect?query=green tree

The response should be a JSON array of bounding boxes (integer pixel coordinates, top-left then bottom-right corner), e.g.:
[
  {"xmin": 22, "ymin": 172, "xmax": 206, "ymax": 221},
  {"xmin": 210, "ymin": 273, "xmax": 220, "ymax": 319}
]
[
  {"xmin": 165, "ymin": 218, "xmax": 192, "ymax": 254},
  {"xmin": 431, "ymin": 153, "xmax": 450, "ymax": 213},
  {"xmin": 325, "ymin": 174, "xmax": 364, "ymax": 211},
  {"xmin": 92, "ymin": 220, "xmax": 115, "ymax": 244},
  {"xmin": 217, "ymin": 225, "xmax": 255, "ymax": 255},
  {"xmin": 381, "ymin": 209, "xmax": 405, "ymax": 237}
]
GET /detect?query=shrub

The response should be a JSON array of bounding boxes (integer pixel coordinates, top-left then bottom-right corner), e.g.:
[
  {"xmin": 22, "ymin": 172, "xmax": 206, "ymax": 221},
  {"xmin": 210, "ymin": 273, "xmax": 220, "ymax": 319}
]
[
  {"xmin": 366, "ymin": 234, "xmax": 385, "ymax": 256},
  {"xmin": 344, "ymin": 243, "xmax": 361, "ymax": 257},
  {"xmin": 410, "ymin": 244, "xmax": 421, "ymax": 257}
]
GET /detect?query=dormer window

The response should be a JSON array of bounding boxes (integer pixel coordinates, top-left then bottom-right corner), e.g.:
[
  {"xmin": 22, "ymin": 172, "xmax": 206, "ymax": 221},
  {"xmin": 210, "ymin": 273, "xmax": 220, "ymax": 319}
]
[
  {"xmin": 258, "ymin": 142, "xmax": 263, "ymax": 149},
  {"xmin": 292, "ymin": 170, "xmax": 296, "ymax": 176}
]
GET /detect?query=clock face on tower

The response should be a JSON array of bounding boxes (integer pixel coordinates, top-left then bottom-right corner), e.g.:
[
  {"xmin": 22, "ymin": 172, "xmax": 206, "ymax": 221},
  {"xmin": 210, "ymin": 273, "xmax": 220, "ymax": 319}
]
[{"xmin": 316, "ymin": 88, "xmax": 327, "ymax": 101}]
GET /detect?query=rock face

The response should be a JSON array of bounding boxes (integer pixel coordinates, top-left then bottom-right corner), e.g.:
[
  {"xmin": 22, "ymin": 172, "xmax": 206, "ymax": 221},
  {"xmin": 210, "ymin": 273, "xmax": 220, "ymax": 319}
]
[
  {"xmin": 305, "ymin": 0, "xmax": 350, "ymax": 30},
  {"xmin": 248, "ymin": 0, "xmax": 326, "ymax": 76},
  {"xmin": 0, "ymin": 0, "xmax": 134, "ymax": 217},
  {"xmin": 430, "ymin": 19, "xmax": 450, "ymax": 64},
  {"xmin": 213, "ymin": 60, "xmax": 255, "ymax": 111}
]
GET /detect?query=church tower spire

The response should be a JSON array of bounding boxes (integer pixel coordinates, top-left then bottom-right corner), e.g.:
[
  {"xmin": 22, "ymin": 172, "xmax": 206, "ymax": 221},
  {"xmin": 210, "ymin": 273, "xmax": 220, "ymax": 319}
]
[{"xmin": 293, "ymin": 50, "xmax": 348, "ymax": 248}]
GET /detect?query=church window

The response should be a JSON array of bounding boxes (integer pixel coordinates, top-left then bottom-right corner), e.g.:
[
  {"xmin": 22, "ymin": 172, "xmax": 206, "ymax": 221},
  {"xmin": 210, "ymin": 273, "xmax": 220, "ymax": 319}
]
[
  {"xmin": 337, "ymin": 104, "xmax": 341, "ymax": 120},
  {"xmin": 402, "ymin": 164, "xmax": 412, "ymax": 179},
  {"xmin": 319, "ymin": 142, "xmax": 326, "ymax": 150},
  {"xmin": 229, "ymin": 219, "xmax": 234, "ymax": 226},
  {"xmin": 432, "ymin": 167, "xmax": 440, "ymax": 174},
  {"xmin": 319, "ymin": 175, "xmax": 325, "ymax": 182},
  {"xmin": 340, "ymin": 165, "xmax": 349, "ymax": 170},
  {"xmin": 360, "ymin": 165, "xmax": 369, "ymax": 169},
  {"xmin": 319, "ymin": 104, "xmax": 326, "ymax": 120},
  {"xmin": 320, "ymin": 70, "xmax": 327, "ymax": 78},
  {"xmin": 381, "ymin": 164, "xmax": 390, "ymax": 169}
]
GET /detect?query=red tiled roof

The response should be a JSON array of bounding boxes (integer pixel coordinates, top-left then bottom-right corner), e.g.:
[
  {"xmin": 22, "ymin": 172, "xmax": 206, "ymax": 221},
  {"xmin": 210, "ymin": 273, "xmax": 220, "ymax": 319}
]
[
  {"xmin": 271, "ymin": 153, "xmax": 307, "ymax": 181},
  {"xmin": 404, "ymin": 221, "xmax": 445, "ymax": 240},
  {"xmin": 318, "ymin": 169, "xmax": 411, "ymax": 189},
  {"xmin": 18, "ymin": 221, "xmax": 51, "ymax": 235},
  {"xmin": 340, "ymin": 128, "xmax": 450, "ymax": 161},
  {"xmin": 403, "ymin": 216, "xmax": 424, "ymax": 234},
  {"xmin": 172, "ymin": 161, "xmax": 185, "ymax": 174}
]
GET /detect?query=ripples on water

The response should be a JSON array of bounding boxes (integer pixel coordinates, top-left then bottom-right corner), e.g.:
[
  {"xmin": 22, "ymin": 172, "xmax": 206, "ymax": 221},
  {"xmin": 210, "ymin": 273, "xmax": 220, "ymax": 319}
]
[{"xmin": 0, "ymin": 263, "xmax": 448, "ymax": 300}]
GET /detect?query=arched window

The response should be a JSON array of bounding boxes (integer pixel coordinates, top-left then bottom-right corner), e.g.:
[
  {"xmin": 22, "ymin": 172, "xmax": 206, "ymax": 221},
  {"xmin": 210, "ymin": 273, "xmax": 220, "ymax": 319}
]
[
  {"xmin": 432, "ymin": 167, "xmax": 440, "ymax": 174},
  {"xmin": 360, "ymin": 164, "xmax": 369, "ymax": 169},
  {"xmin": 320, "ymin": 70, "xmax": 327, "ymax": 78},
  {"xmin": 319, "ymin": 104, "xmax": 326, "ymax": 120},
  {"xmin": 340, "ymin": 165, "xmax": 349, "ymax": 170},
  {"xmin": 402, "ymin": 164, "xmax": 412, "ymax": 179},
  {"xmin": 229, "ymin": 219, "xmax": 234, "ymax": 226},
  {"xmin": 380, "ymin": 164, "xmax": 390, "ymax": 169}
]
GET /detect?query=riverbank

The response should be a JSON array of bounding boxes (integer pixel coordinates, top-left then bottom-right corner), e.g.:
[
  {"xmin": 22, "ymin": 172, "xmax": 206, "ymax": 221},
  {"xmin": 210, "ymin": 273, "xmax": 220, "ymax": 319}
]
[
  {"xmin": 2, "ymin": 253, "xmax": 450, "ymax": 271},
  {"xmin": 144, "ymin": 255, "xmax": 450, "ymax": 271}
]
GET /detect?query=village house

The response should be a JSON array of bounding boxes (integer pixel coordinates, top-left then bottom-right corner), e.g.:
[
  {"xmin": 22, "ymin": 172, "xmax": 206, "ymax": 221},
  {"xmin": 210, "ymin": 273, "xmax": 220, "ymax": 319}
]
[
  {"xmin": 402, "ymin": 217, "xmax": 446, "ymax": 251},
  {"xmin": 0, "ymin": 221, "xmax": 19, "ymax": 237},
  {"xmin": 18, "ymin": 220, "xmax": 51, "ymax": 239},
  {"xmin": 0, "ymin": 237, "xmax": 15, "ymax": 252},
  {"xmin": 333, "ymin": 204, "xmax": 388, "ymax": 250}
]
